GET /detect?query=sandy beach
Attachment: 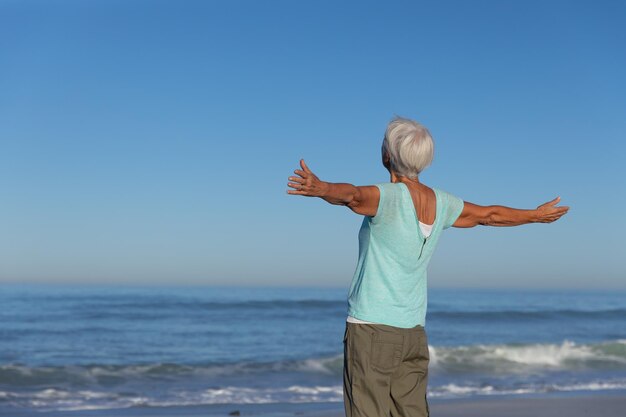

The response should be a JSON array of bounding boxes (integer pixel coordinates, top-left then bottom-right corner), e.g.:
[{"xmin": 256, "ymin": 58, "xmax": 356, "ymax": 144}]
[
  {"xmin": 9, "ymin": 393, "xmax": 624, "ymax": 417},
  {"xmin": 308, "ymin": 394, "xmax": 626, "ymax": 417},
  {"xmin": 315, "ymin": 394, "xmax": 626, "ymax": 417},
  {"xmin": 424, "ymin": 394, "xmax": 626, "ymax": 417}
]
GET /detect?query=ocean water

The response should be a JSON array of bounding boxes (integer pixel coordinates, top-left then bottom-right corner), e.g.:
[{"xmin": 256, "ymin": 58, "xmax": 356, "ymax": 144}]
[{"xmin": 1, "ymin": 284, "xmax": 626, "ymax": 414}]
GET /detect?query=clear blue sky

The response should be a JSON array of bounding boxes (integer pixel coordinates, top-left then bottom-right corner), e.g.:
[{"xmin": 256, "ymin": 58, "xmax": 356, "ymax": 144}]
[{"xmin": 1, "ymin": 1, "xmax": 624, "ymax": 289}]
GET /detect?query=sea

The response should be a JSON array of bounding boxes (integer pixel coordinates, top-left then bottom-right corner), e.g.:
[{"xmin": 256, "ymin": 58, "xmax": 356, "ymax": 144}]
[{"xmin": 1, "ymin": 283, "xmax": 626, "ymax": 415}]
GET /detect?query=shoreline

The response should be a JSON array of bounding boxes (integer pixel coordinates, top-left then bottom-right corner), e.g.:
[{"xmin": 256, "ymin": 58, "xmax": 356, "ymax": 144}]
[{"xmin": 7, "ymin": 391, "xmax": 626, "ymax": 417}]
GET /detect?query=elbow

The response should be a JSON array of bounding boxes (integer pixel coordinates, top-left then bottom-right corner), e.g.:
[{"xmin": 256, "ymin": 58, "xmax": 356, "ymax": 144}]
[
  {"xmin": 346, "ymin": 198, "xmax": 359, "ymax": 210},
  {"xmin": 480, "ymin": 206, "xmax": 497, "ymax": 226},
  {"xmin": 345, "ymin": 188, "xmax": 362, "ymax": 208}
]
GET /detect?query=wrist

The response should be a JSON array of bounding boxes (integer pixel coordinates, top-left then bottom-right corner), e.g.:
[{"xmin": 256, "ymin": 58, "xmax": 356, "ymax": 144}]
[
  {"xmin": 529, "ymin": 209, "xmax": 539, "ymax": 223},
  {"xmin": 318, "ymin": 181, "xmax": 331, "ymax": 197}
]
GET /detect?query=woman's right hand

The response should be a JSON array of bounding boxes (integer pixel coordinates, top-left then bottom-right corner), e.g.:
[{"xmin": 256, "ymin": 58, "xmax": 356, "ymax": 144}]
[
  {"xmin": 534, "ymin": 197, "xmax": 569, "ymax": 223},
  {"xmin": 287, "ymin": 159, "xmax": 329, "ymax": 197}
]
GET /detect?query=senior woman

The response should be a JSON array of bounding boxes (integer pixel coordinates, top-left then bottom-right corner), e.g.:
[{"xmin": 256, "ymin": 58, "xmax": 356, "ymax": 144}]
[{"xmin": 286, "ymin": 116, "xmax": 569, "ymax": 417}]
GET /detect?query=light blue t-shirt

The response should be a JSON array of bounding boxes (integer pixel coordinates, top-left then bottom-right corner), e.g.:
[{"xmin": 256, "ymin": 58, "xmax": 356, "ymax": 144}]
[{"xmin": 346, "ymin": 182, "xmax": 464, "ymax": 328}]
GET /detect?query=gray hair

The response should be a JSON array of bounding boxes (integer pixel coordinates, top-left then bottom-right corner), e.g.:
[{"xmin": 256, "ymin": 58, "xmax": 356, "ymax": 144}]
[{"xmin": 381, "ymin": 116, "xmax": 434, "ymax": 178}]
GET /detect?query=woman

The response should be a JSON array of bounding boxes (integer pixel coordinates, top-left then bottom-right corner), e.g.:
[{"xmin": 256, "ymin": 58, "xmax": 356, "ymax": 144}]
[{"xmin": 286, "ymin": 116, "xmax": 569, "ymax": 417}]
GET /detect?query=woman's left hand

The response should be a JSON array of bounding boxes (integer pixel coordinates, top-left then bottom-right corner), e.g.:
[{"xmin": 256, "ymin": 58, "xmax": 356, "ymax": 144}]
[{"xmin": 287, "ymin": 159, "xmax": 329, "ymax": 197}]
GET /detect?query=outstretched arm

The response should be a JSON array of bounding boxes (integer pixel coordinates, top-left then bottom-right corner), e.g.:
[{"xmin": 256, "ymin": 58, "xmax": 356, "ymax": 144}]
[
  {"xmin": 453, "ymin": 197, "xmax": 570, "ymax": 228},
  {"xmin": 286, "ymin": 159, "xmax": 380, "ymax": 216}
]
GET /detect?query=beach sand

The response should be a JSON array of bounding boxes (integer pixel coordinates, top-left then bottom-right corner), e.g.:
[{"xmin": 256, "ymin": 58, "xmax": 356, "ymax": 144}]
[
  {"xmin": 308, "ymin": 394, "xmax": 626, "ymax": 417},
  {"xmin": 15, "ymin": 393, "xmax": 625, "ymax": 417}
]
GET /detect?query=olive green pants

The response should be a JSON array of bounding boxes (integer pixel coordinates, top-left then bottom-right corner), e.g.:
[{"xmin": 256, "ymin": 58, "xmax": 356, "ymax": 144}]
[{"xmin": 343, "ymin": 321, "xmax": 430, "ymax": 417}]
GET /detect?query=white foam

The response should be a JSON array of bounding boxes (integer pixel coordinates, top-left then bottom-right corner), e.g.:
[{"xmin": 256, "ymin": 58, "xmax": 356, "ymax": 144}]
[
  {"xmin": 429, "ymin": 384, "xmax": 536, "ymax": 398},
  {"xmin": 197, "ymin": 385, "xmax": 344, "ymax": 404},
  {"xmin": 287, "ymin": 385, "xmax": 342, "ymax": 394},
  {"xmin": 294, "ymin": 356, "xmax": 341, "ymax": 374},
  {"xmin": 429, "ymin": 339, "xmax": 626, "ymax": 373},
  {"xmin": 492, "ymin": 340, "xmax": 594, "ymax": 366},
  {"xmin": 549, "ymin": 381, "xmax": 626, "ymax": 392},
  {"xmin": 3, "ymin": 339, "xmax": 626, "ymax": 412},
  {"xmin": 33, "ymin": 388, "xmax": 71, "ymax": 399},
  {"xmin": 4, "ymin": 378, "xmax": 626, "ymax": 412}
]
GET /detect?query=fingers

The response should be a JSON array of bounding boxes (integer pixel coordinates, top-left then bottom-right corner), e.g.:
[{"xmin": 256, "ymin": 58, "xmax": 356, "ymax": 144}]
[
  {"xmin": 539, "ymin": 196, "xmax": 560, "ymax": 207},
  {"xmin": 286, "ymin": 180, "xmax": 311, "ymax": 195},
  {"xmin": 287, "ymin": 169, "xmax": 307, "ymax": 192},
  {"xmin": 545, "ymin": 206, "xmax": 569, "ymax": 214},
  {"xmin": 538, "ymin": 205, "xmax": 570, "ymax": 222},
  {"xmin": 287, "ymin": 159, "xmax": 315, "ymax": 196},
  {"xmin": 545, "ymin": 207, "xmax": 569, "ymax": 217},
  {"xmin": 538, "ymin": 196, "xmax": 571, "ymax": 214},
  {"xmin": 548, "ymin": 196, "xmax": 561, "ymax": 207}
]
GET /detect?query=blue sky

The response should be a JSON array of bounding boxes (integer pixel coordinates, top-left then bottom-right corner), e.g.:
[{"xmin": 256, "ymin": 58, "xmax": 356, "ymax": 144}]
[{"xmin": 1, "ymin": 0, "xmax": 624, "ymax": 289}]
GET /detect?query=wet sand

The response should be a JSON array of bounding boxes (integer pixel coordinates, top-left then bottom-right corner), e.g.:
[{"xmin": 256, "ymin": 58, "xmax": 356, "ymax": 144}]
[
  {"xmin": 16, "ymin": 392, "xmax": 626, "ymax": 417},
  {"xmin": 309, "ymin": 394, "xmax": 626, "ymax": 417}
]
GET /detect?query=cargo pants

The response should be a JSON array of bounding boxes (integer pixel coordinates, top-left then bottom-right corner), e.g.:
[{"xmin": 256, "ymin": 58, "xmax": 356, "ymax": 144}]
[{"xmin": 343, "ymin": 321, "xmax": 430, "ymax": 417}]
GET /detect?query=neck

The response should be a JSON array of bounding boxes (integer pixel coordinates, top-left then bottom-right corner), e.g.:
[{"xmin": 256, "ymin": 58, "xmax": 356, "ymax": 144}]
[{"xmin": 390, "ymin": 171, "xmax": 420, "ymax": 185}]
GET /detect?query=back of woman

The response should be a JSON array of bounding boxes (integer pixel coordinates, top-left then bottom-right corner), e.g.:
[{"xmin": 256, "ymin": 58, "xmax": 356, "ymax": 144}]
[
  {"xmin": 347, "ymin": 181, "xmax": 463, "ymax": 328},
  {"xmin": 286, "ymin": 115, "xmax": 568, "ymax": 417}
]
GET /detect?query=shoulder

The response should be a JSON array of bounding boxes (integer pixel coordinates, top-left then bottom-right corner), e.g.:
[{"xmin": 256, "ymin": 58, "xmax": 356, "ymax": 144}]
[
  {"xmin": 433, "ymin": 187, "xmax": 463, "ymax": 203},
  {"xmin": 375, "ymin": 182, "xmax": 405, "ymax": 198},
  {"xmin": 433, "ymin": 187, "xmax": 465, "ymax": 228},
  {"xmin": 369, "ymin": 182, "xmax": 406, "ymax": 222}
]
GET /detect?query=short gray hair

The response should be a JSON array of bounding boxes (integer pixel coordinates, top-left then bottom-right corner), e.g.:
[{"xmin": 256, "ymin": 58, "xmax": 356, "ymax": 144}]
[{"xmin": 381, "ymin": 116, "xmax": 434, "ymax": 178}]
